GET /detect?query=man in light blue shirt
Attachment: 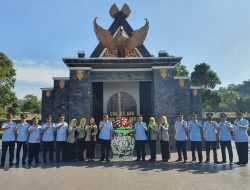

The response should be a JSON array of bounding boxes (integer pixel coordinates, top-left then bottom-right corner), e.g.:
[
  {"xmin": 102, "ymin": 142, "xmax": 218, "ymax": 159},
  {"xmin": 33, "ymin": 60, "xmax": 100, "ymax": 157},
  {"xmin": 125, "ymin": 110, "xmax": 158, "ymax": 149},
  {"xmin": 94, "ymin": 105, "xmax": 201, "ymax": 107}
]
[
  {"xmin": 28, "ymin": 116, "xmax": 42, "ymax": 167},
  {"xmin": 42, "ymin": 114, "xmax": 55, "ymax": 164},
  {"xmin": 99, "ymin": 114, "xmax": 113, "ymax": 162},
  {"xmin": 1, "ymin": 113, "xmax": 16, "ymax": 168},
  {"xmin": 134, "ymin": 115, "xmax": 147, "ymax": 161},
  {"xmin": 16, "ymin": 113, "xmax": 30, "ymax": 167},
  {"xmin": 217, "ymin": 113, "xmax": 234, "ymax": 164},
  {"xmin": 188, "ymin": 113, "xmax": 203, "ymax": 163},
  {"xmin": 234, "ymin": 111, "xmax": 249, "ymax": 165},
  {"xmin": 55, "ymin": 113, "xmax": 68, "ymax": 164},
  {"xmin": 175, "ymin": 113, "xmax": 188, "ymax": 163},
  {"xmin": 203, "ymin": 113, "xmax": 219, "ymax": 164}
]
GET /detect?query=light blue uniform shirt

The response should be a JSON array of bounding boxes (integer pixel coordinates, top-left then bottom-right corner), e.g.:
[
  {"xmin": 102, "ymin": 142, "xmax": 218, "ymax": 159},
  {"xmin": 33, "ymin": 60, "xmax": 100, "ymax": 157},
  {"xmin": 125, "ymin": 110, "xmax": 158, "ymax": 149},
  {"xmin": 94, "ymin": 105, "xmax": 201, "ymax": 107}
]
[
  {"xmin": 28, "ymin": 125, "xmax": 42, "ymax": 143},
  {"xmin": 175, "ymin": 120, "xmax": 188, "ymax": 141},
  {"xmin": 99, "ymin": 120, "xmax": 113, "ymax": 140},
  {"xmin": 218, "ymin": 121, "xmax": 233, "ymax": 141},
  {"xmin": 1, "ymin": 121, "xmax": 16, "ymax": 142},
  {"xmin": 234, "ymin": 118, "xmax": 249, "ymax": 142},
  {"xmin": 16, "ymin": 122, "xmax": 30, "ymax": 142},
  {"xmin": 55, "ymin": 122, "xmax": 68, "ymax": 142},
  {"xmin": 134, "ymin": 122, "xmax": 148, "ymax": 141},
  {"xmin": 42, "ymin": 122, "xmax": 55, "ymax": 142},
  {"xmin": 203, "ymin": 121, "xmax": 217, "ymax": 142},
  {"xmin": 188, "ymin": 120, "xmax": 202, "ymax": 141}
]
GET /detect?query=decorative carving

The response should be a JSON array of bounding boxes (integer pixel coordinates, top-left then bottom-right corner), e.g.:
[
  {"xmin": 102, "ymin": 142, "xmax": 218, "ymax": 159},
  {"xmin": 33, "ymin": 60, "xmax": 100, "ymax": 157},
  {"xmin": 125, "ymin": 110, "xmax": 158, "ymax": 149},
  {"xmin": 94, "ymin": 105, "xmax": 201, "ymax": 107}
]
[
  {"xmin": 58, "ymin": 80, "xmax": 65, "ymax": 89},
  {"xmin": 179, "ymin": 79, "xmax": 185, "ymax": 88},
  {"xmin": 45, "ymin": 90, "xmax": 51, "ymax": 97},
  {"xmin": 75, "ymin": 70, "xmax": 85, "ymax": 81},
  {"xmin": 160, "ymin": 68, "xmax": 168, "ymax": 79},
  {"xmin": 121, "ymin": 3, "xmax": 131, "ymax": 17},
  {"xmin": 109, "ymin": 4, "xmax": 119, "ymax": 18},
  {"xmin": 94, "ymin": 17, "xmax": 149, "ymax": 57}
]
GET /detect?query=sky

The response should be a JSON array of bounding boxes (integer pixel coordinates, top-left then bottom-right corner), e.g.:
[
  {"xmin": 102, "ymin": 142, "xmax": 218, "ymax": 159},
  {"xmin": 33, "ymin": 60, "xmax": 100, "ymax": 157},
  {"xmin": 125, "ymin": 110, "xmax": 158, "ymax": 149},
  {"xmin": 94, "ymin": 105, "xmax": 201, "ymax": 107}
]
[{"xmin": 0, "ymin": 0, "xmax": 250, "ymax": 99}]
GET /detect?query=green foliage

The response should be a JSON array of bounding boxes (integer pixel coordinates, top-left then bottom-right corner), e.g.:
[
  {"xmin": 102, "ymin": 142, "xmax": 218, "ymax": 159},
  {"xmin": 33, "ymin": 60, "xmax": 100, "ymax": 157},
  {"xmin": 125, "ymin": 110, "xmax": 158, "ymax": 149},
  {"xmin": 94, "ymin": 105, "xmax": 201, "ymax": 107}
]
[
  {"xmin": 191, "ymin": 63, "xmax": 221, "ymax": 89},
  {"xmin": 173, "ymin": 64, "xmax": 189, "ymax": 77},
  {"xmin": 0, "ymin": 52, "xmax": 17, "ymax": 115},
  {"xmin": 202, "ymin": 90, "xmax": 221, "ymax": 112},
  {"xmin": 21, "ymin": 94, "xmax": 41, "ymax": 114}
]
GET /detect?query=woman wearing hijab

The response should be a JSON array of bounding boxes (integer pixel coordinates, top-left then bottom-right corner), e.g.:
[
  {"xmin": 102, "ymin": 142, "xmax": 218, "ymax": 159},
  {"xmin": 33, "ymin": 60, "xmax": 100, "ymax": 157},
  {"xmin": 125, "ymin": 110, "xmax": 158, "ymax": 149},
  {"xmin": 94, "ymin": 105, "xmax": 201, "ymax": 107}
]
[
  {"xmin": 65, "ymin": 118, "xmax": 77, "ymax": 162},
  {"xmin": 159, "ymin": 115, "xmax": 170, "ymax": 162},
  {"xmin": 85, "ymin": 117, "xmax": 98, "ymax": 161},
  {"xmin": 76, "ymin": 117, "xmax": 86, "ymax": 161},
  {"xmin": 148, "ymin": 117, "xmax": 159, "ymax": 162}
]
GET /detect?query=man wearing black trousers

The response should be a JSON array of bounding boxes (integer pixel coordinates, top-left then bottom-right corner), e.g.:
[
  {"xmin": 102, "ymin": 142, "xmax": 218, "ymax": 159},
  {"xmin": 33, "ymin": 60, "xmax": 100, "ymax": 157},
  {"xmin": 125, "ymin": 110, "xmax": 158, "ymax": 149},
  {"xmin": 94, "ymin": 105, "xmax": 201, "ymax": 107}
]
[
  {"xmin": 41, "ymin": 114, "xmax": 55, "ymax": 164},
  {"xmin": 16, "ymin": 113, "xmax": 29, "ymax": 167},
  {"xmin": 234, "ymin": 112, "xmax": 249, "ymax": 166},
  {"xmin": 55, "ymin": 113, "xmax": 68, "ymax": 165},
  {"xmin": 0, "ymin": 113, "xmax": 16, "ymax": 168},
  {"xmin": 217, "ymin": 113, "xmax": 234, "ymax": 164},
  {"xmin": 188, "ymin": 113, "xmax": 203, "ymax": 163},
  {"xmin": 99, "ymin": 114, "xmax": 113, "ymax": 162},
  {"xmin": 134, "ymin": 116, "xmax": 148, "ymax": 161},
  {"xmin": 174, "ymin": 113, "xmax": 188, "ymax": 163},
  {"xmin": 203, "ymin": 113, "xmax": 219, "ymax": 164}
]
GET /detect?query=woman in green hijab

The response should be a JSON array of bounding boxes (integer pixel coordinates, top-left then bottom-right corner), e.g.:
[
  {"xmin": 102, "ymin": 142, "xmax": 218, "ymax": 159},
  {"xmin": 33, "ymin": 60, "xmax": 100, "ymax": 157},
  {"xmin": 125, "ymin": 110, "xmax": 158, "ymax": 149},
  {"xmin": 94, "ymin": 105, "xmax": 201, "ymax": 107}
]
[{"xmin": 76, "ymin": 117, "xmax": 87, "ymax": 161}]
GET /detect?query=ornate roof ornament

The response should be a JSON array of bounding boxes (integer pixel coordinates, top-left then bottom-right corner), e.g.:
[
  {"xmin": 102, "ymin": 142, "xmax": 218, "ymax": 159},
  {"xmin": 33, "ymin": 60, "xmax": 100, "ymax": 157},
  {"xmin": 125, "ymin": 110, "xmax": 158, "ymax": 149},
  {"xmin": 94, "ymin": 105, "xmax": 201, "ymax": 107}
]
[
  {"xmin": 93, "ymin": 4, "xmax": 149, "ymax": 57},
  {"xmin": 94, "ymin": 17, "xmax": 149, "ymax": 57}
]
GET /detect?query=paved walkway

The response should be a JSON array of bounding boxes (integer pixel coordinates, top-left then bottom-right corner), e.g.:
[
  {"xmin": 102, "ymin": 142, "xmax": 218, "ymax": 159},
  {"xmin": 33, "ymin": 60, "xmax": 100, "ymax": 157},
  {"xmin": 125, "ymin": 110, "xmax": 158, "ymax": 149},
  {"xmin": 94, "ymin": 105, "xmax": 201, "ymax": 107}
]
[{"xmin": 0, "ymin": 149, "xmax": 250, "ymax": 190}]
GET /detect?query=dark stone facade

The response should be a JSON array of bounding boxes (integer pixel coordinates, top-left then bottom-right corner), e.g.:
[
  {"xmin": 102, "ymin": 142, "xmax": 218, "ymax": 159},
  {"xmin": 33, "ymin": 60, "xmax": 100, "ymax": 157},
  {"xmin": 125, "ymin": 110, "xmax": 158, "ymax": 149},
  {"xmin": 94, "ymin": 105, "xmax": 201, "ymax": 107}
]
[{"xmin": 41, "ymin": 57, "xmax": 203, "ymax": 123}]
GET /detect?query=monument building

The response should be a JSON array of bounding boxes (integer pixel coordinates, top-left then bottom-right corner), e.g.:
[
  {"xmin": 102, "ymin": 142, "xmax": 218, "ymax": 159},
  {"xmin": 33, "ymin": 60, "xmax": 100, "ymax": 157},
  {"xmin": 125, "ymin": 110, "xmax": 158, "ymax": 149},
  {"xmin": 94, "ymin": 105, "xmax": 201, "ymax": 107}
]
[{"xmin": 41, "ymin": 4, "xmax": 202, "ymax": 123}]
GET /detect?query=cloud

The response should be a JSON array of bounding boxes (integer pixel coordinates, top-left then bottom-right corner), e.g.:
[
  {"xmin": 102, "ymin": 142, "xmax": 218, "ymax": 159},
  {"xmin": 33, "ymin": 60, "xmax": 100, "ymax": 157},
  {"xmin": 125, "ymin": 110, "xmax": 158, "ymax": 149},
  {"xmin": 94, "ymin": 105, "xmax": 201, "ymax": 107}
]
[{"xmin": 14, "ymin": 59, "xmax": 68, "ymax": 86}]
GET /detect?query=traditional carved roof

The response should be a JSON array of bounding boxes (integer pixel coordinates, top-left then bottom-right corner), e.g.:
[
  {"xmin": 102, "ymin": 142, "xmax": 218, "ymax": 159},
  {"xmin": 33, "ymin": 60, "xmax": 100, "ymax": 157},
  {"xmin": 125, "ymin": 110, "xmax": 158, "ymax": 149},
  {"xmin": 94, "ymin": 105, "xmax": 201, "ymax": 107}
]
[{"xmin": 90, "ymin": 3, "xmax": 151, "ymax": 58}]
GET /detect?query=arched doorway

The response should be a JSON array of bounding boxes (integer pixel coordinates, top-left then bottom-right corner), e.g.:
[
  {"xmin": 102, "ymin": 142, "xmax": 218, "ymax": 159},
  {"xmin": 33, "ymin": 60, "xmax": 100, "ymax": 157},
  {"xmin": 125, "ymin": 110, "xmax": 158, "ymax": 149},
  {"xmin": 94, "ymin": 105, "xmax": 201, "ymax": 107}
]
[{"xmin": 107, "ymin": 92, "xmax": 137, "ymax": 116}]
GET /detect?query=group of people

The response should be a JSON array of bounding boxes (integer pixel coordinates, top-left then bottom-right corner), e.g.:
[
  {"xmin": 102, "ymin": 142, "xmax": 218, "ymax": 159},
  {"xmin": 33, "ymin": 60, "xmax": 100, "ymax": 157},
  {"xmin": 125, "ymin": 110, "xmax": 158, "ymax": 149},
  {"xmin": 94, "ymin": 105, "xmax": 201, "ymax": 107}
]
[
  {"xmin": 0, "ymin": 113, "xmax": 98, "ymax": 168},
  {"xmin": 0, "ymin": 111, "xmax": 249, "ymax": 169}
]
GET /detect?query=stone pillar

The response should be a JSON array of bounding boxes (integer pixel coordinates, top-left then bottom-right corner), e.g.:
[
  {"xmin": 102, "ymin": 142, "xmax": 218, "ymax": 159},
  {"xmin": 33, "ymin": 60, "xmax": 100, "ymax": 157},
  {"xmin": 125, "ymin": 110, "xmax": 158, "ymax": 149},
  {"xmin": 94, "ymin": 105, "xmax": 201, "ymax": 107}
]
[
  {"xmin": 174, "ymin": 77, "xmax": 192, "ymax": 118},
  {"xmin": 151, "ymin": 66, "xmax": 177, "ymax": 119},
  {"xmin": 190, "ymin": 86, "xmax": 203, "ymax": 117},
  {"xmin": 68, "ymin": 68, "xmax": 92, "ymax": 121},
  {"xmin": 52, "ymin": 77, "xmax": 69, "ymax": 122},
  {"xmin": 41, "ymin": 88, "xmax": 53, "ymax": 122}
]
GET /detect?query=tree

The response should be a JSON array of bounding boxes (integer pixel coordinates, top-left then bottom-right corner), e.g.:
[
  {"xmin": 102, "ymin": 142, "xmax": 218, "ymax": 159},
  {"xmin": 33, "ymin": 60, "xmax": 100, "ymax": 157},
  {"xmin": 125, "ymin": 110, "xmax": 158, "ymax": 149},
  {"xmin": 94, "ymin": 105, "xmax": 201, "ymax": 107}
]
[
  {"xmin": 0, "ymin": 52, "xmax": 17, "ymax": 115},
  {"xmin": 191, "ymin": 63, "xmax": 221, "ymax": 89},
  {"xmin": 202, "ymin": 90, "xmax": 221, "ymax": 112},
  {"xmin": 21, "ymin": 94, "xmax": 41, "ymax": 114},
  {"xmin": 173, "ymin": 64, "xmax": 189, "ymax": 77},
  {"xmin": 217, "ymin": 87, "xmax": 240, "ymax": 112}
]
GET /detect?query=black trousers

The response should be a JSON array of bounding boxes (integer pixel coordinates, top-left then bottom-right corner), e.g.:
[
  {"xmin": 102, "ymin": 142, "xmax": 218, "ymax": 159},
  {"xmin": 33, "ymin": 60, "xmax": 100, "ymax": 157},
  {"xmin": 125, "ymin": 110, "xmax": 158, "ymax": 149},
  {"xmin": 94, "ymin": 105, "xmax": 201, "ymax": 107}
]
[
  {"xmin": 160, "ymin": 140, "xmax": 170, "ymax": 161},
  {"xmin": 64, "ymin": 143, "xmax": 77, "ymax": 161},
  {"xmin": 55, "ymin": 141, "xmax": 66, "ymax": 163},
  {"xmin": 42, "ymin": 141, "xmax": 54, "ymax": 163},
  {"xmin": 220, "ymin": 141, "xmax": 233, "ymax": 163},
  {"xmin": 205, "ymin": 141, "xmax": 218, "ymax": 162},
  {"xmin": 28, "ymin": 143, "xmax": 40, "ymax": 165},
  {"xmin": 86, "ymin": 141, "xmax": 96, "ymax": 159},
  {"xmin": 176, "ymin": 140, "xmax": 187, "ymax": 161},
  {"xmin": 16, "ymin": 141, "xmax": 28, "ymax": 164},
  {"xmin": 76, "ymin": 138, "xmax": 85, "ymax": 161},
  {"xmin": 100, "ymin": 140, "xmax": 111, "ymax": 160},
  {"xmin": 1, "ymin": 141, "xmax": 15, "ymax": 166},
  {"xmin": 190, "ymin": 141, "xmax": 203, "ymax": 162},
  {"xmin": 149, "ymin": 140, "xmax": 157, "ymax": 160},
  {"xmin": 235, "ymin": 142, "xmax": 248, "ymax": 164},
  {"xmin": 135, "ymin": 140, "xmax": 146, "ymax": 160}
]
